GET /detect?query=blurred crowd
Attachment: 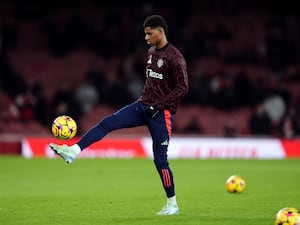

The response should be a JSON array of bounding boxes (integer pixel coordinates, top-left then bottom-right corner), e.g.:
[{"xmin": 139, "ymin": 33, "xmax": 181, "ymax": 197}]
[{"xmin": 0, "ymin": 0, "xmax": 300, "ymax": 137}]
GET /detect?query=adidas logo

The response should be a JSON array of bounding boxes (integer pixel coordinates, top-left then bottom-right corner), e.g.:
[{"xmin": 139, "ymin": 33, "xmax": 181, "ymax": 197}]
[
  {"xmin": 161, "ymin": 140, "xmax": 169, "ymax": 146},
  {"xmin": 147, "ymin": 55, "xmax": 152, "ymax": 64}
]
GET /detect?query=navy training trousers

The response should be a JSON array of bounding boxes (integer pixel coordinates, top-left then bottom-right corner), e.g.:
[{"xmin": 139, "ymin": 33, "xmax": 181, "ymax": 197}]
[{"xmin": 77, "ymin": 101, "xmax": 175, "ymax": 197}]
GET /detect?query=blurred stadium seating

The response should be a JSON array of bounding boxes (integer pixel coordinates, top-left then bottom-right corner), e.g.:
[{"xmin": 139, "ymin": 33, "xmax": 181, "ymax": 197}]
[{"xmin": 1, "ymin": 0, "xmax": 300, "ymax": 137}]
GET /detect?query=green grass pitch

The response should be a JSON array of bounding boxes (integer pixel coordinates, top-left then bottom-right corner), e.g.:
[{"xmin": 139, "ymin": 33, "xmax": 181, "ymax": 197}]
[{"xmin": 0, "ymin": 156, "xmax": 299, "ymax": 225}]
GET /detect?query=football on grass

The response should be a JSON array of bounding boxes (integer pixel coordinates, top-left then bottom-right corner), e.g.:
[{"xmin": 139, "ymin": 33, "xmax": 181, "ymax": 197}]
[
  {"xmin": 51, "ymin": 115, "xmax": 77, "ymax": 140},
  {"xmin": 275, "ymin": 207, "xmax": 300, "ymax": 225},
  {"xmin": 225, "ymin": 175, "xmax": 246, "ymax": 193}
]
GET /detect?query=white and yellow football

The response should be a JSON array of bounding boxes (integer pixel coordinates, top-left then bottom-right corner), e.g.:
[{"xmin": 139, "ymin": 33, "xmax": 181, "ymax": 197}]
[
  {"xmin": 225, "ymin": 175, "xmax": 246, "ymax": 193},
  {"xmin": 51, "ymin": 115, "xmax": 77, "ymax": 140},
  {"xmin": 275, "ymin": 207, "xmax": 300, "ymax": 225}
]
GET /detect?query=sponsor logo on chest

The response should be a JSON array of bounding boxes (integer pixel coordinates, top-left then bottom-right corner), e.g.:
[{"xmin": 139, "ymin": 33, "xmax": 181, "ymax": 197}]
[
  {"xmin": 146, "ymin": 55, "xmax": 164, "ymax": 80},
  {"xmin": 146, "ymin": 68, "xmax": 163, "ymax": 79}
]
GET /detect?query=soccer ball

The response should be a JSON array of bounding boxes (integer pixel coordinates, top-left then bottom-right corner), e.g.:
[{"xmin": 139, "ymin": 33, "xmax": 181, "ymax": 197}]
[
  {"xmin": 51, "ymin": 115, "xmax": 77, "ymax": 140},
  {"xmin": 275, "ymin": 207, "xmax": 300, "ymax": 225},
  {"xmin": 225, "ymin": 175, "xmax": 246, "ymax": 193}
]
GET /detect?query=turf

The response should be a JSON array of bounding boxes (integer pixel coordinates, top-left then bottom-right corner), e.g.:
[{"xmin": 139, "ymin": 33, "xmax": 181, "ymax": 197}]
[{"xmin": 0, "ymin": 156, "xmax": 299, "ymax": 225}]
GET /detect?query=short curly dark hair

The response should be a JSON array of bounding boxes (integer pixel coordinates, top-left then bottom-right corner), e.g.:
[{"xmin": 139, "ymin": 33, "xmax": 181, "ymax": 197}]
[{"xmin": 143, "ymin": 15, "xmax": 168, "ymax": 34}]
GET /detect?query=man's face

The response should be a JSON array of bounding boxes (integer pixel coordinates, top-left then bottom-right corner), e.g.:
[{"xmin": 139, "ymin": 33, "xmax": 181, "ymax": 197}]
[{"xmin": 144, "ymin": 27, "xmax": 162, "ymax": 46}]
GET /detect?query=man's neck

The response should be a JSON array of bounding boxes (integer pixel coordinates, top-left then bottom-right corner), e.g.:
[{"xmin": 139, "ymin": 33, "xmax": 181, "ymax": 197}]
[{"xmin": 156, "ymin": 38, "xmax": 168, "ymax": 49}]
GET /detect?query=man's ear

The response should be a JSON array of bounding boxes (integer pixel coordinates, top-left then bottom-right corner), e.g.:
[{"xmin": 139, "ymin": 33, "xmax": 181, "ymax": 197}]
[{"xmin": 157, "ymin": 27, "xmax": 165, "ymax": 35}]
